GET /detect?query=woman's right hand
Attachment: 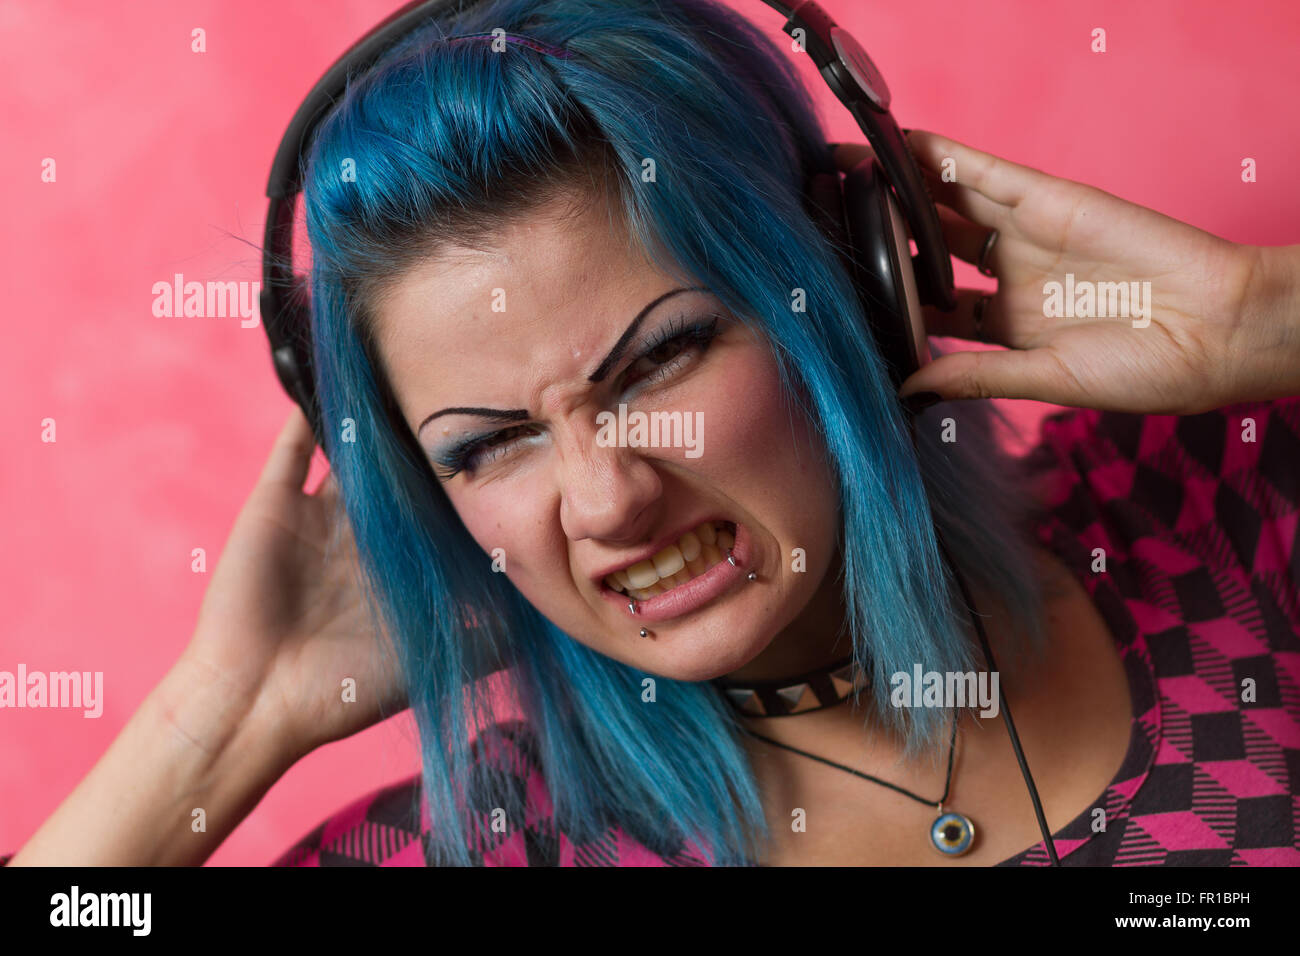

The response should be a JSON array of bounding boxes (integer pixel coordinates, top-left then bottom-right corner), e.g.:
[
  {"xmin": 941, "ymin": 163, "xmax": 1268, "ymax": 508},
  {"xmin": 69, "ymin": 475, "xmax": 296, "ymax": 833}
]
[
  {"xmin": 175, "ymin": 406, "xmax": 406, "ymax": 765},
  {"xmin": 832, "ymin": 132, "xmax": 1300, "ymax": 414}
]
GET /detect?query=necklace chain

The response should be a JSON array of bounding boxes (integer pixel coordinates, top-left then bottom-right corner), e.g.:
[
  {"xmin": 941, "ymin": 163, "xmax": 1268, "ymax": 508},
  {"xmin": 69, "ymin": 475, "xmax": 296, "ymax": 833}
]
[{"xmin": 744, "ymin": 708, "xmax": 959, "ymax": 810}]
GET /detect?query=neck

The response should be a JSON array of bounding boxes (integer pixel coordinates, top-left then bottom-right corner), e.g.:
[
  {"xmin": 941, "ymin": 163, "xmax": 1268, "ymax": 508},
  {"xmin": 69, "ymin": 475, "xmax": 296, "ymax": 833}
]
[
  {"xmin": 724, "ymin": 543, "xmax": 1061, "ymax": 745},
  {"xmin": 722, "ymin": 545, "xmax": 851, "ymax": 683}
]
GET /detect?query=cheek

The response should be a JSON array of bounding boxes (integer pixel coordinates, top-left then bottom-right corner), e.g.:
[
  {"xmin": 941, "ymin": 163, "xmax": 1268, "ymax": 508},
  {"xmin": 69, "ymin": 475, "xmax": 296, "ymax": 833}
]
[
  {"xmin": 446, "ymin": 489, "xmax": 546, "ymax": 577},
  {"xmin": 695, "ymin": 343, "xmax": 836, "ymax": 507}
]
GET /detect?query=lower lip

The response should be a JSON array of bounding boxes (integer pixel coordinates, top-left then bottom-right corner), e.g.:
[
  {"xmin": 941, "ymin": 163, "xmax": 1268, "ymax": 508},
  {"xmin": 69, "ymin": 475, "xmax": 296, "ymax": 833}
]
[{"xmin": 599, "ymin": 522, "xmax": 752, "ymax": 625}]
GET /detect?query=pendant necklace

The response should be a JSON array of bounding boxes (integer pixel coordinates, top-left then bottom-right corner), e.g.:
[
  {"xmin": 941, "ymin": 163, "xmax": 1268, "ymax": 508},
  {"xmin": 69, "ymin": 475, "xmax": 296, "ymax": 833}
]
[{"xmin": 745, "ymin": 708, "xmax": 976, "ymax": 857}]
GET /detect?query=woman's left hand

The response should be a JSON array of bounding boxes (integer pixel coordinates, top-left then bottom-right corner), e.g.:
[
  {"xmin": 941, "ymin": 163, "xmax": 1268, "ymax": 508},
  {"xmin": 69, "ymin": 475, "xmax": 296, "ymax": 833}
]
[{"xmin": 832, "ymin": 131, "xmax": 1299, "ymax": 414}]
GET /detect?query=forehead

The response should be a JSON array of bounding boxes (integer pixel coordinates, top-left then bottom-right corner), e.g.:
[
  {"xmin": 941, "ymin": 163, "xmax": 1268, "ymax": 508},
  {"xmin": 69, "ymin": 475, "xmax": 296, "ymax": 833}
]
[{"xmin": 371, "ymin": 192, "xmax": 678, "ymax": 424}]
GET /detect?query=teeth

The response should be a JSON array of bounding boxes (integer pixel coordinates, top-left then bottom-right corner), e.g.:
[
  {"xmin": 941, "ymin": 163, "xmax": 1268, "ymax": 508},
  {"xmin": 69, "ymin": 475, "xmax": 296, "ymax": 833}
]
[
  {"xmin": 625, "ymin": 560, "xmax": 660, "ymax": 589},
  {"xmin": 678, "ymin": 530, "xmax": 701, "ymax": 562},
  {"xmin": 604, "ymin": 520, "xmax": 735, "ymax": 597},
  {"xmin": 651, "ymin": 545, "xmax": 686, "ymax": 578}
]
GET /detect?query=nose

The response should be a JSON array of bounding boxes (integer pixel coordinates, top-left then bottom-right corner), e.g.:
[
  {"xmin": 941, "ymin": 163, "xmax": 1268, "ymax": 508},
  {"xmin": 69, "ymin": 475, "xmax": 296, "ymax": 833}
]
[{"xmin": 555, "ymin": 416, "xmax": 663, "ymax": 544}]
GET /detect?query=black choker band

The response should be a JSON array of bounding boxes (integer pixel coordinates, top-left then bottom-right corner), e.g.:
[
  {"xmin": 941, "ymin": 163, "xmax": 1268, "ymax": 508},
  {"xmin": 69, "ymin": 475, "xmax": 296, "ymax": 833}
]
[{"xmin": 712, "ymin": 654, "xmax": 869, "ymax": 717}]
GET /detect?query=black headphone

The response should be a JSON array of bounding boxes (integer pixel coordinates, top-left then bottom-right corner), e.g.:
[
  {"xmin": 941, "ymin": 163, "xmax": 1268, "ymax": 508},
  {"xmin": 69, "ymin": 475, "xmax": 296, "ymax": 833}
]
[
  {"xmin": 259, "ymin": 0, "xmax": 954, "ymax": 452},
  {"xmin": 258, "ymin": 0, "xmax": 1060, "ymax": 866}
]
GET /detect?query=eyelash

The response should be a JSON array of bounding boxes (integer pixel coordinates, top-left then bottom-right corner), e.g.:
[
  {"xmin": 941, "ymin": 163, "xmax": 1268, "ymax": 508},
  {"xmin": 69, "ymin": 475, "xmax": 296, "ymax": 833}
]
[{"xmin": 431, "ymin": 312, "xmax": 723, "ymax": 481}]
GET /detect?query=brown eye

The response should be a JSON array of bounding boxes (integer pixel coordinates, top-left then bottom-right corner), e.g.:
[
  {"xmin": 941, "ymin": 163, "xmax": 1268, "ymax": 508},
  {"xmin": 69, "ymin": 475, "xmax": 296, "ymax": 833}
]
[
  {"xmin": 628, "ymin": 338, "xmax": 692, "ymax": 381},
  {"xmin": 622, "ymin": 314, "xmax": 721, "ymax": 392}
]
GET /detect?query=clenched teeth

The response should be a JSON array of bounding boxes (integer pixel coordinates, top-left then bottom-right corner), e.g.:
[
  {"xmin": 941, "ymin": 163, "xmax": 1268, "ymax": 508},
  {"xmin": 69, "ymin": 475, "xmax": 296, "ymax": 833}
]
[{"xmin": 604, "ymin": 521, "xmax": 736, "ymax": 598}]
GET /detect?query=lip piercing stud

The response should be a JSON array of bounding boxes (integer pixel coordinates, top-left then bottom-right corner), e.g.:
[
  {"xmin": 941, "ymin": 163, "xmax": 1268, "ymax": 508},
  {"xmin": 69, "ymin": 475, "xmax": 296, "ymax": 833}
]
[
  {"xmin": 726, "ymin": 549, "xmax": 737, "ymax": 567},
  {"xmin": 628, "ymin": 600, "xmax": 638, "ymax": 615},
  {"xmin": 747, "ymin": 570, "xmax": 757, "ymax": 581},
  {"xmin": 639, "ymin": 628, "xmax": 649, "ymax": 639}
]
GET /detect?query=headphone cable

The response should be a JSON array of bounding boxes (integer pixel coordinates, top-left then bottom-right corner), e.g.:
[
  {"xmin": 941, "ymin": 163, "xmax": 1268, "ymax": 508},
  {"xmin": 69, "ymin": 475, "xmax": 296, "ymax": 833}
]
[{"xmin": 910, "ymin": 413, "xmax": 1061, "ymax": 865}]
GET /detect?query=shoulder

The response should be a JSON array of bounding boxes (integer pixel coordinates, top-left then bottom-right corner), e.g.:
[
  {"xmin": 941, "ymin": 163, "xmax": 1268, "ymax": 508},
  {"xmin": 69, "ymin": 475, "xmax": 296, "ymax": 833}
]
[{"xmin": 272, "ymin": 719, "xmax": 542, "ymax": 867}]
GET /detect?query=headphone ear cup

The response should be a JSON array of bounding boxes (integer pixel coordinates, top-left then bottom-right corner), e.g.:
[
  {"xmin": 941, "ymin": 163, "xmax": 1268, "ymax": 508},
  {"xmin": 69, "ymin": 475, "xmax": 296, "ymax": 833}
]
[
  {"xmin": 840, "ymin": 159, "xmax": 931, "ymax": 390},
  {"xmin": 805, "ymin": 169, "xmax": 852, "ymax": 249},
  {"xmin": 266, "ymin": 276, "xmax": 327, "ymax": 449}
]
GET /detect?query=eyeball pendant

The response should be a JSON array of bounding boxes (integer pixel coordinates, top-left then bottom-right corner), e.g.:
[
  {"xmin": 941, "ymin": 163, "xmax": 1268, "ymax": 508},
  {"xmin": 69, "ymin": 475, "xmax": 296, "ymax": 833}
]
[{"xmin": 930, "ymin": 811, "xmax": 975, "ymax": 856}]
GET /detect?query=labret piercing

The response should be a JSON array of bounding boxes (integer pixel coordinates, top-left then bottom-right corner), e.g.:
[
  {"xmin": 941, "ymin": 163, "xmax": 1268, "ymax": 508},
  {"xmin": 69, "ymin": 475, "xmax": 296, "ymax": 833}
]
[{"xmin": 632, "ymin": 548, "xmax": 757, "ymax": 638}]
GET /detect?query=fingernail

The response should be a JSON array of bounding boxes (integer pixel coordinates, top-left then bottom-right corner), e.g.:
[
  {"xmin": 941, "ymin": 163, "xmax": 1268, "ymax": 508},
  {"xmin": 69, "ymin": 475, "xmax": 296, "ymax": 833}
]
[{"xmin": 901, "ymin": 391, "xmax": 942, "ymax": 414}]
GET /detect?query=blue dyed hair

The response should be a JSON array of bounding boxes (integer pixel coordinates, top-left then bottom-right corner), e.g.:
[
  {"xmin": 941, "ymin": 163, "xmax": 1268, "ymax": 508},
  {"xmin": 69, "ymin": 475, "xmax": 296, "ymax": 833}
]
[{"xmin": 299, "ymin": 0, "xmax": 1052, "ymax": 865}]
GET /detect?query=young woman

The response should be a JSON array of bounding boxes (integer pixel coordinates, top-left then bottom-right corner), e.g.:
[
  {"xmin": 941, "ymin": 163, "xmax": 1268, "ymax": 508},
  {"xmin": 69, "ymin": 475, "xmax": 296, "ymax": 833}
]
[{"xmin": 9, "ymin": 0, "xmax": 1298, "ymax": 867}]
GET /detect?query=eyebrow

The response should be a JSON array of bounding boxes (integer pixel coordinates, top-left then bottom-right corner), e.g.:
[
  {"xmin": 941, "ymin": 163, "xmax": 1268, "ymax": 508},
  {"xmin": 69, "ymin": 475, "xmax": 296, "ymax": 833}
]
[{"xmin": 416, "ymin": 285, "xmax": 705, "ymax": 437}]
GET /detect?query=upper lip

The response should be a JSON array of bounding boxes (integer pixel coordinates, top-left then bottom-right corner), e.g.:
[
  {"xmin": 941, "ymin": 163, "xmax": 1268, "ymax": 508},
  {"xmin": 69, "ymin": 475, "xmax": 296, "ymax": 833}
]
[{"xmin": 591, "ymin": 516, "xmax": 732, "ymax": 586}]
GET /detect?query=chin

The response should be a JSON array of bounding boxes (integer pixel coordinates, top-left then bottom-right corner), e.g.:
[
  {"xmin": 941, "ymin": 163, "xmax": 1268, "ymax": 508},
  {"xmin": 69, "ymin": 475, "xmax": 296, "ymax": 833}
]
[{"xmin": 635, "ymin": 617, "xmax": 779, "ymax": 684}]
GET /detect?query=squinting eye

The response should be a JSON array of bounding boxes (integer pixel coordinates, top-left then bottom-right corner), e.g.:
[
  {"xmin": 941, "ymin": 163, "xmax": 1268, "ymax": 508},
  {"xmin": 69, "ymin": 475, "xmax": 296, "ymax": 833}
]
[
  {"xmin": 433, "ymin": 424, "xmax": 539, "ymax": 480},
  {"xmin": 626, "ymin": 340, "xmax": 692, "ymax": 384},
  {"xmin": 622, "ymin": 314, "xmax": 721, "ymax": 391},
  {"xmin": 463, "ymin": 426, "xmax": 535, "ymax": 470}
]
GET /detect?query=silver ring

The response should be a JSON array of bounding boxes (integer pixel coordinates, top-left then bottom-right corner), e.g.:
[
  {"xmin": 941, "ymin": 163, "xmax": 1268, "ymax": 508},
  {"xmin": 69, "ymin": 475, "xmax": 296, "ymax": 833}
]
[{"xmin": 977, "ymin": 229, "xmax": 999, "ymax": 277}]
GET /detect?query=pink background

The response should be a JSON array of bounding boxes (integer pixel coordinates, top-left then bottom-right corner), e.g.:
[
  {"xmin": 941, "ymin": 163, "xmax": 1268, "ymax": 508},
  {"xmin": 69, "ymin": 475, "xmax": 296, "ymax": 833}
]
[{"xmin": 2, "ymin": 0, "xmax": 1297, "ymax": 865}]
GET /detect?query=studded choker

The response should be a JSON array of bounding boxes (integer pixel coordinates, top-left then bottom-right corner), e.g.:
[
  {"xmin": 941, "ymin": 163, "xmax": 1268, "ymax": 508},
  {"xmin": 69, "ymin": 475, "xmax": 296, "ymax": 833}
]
[{"xmin": 712, "ymin": 654, "xmax": 869, "ymax": 717}]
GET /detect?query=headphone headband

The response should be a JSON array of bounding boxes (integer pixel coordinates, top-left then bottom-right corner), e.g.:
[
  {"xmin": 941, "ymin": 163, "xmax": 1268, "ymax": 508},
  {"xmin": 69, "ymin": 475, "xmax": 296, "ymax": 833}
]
[{"xmin": 258, "ymin": 0, "xmax": 954, "ymax": 448}]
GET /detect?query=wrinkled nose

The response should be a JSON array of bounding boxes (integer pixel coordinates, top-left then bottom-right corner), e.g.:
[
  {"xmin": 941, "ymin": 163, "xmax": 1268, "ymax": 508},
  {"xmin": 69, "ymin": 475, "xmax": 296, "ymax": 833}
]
[{"xmin": 555, "ymin": 418, "xmax": 663, "ymax": 545}]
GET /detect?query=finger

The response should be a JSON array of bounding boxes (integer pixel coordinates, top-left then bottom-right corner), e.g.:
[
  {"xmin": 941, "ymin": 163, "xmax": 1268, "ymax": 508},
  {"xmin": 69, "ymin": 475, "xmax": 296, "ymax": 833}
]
[
  {"xmin": 832, "ymin": 136, "xmax": 937, "ymax": 183},
  {"xmin": 921, "ymin": 290, "xmax": 1011, "ymax": 346},
  {"xmin": 897, "ymin": 347, "xmax": 1075, "ymax": 405},
  {"xmin": 311, "ymin": 469, "xmax": 344, "ymax": 516},
  {"xmin": 312, "ymin": 470, "xmax": 359, "ymax": 548},
  {"xmin": 935, "ymin": 205, "xmax": 1002, "ymax": 273},
  {"xmin": 830, "ymin": 137, "xmax": 1013, "ymax": 266},
  {"xmin": 313, "ymin": 469, "xmax": 339, "ymax": 502},
  {"xmin": 923, "ymin": 169, "xmax": 1012, "ymax": 232},
  {"xmin": 906, "ymin": 129, "xmax": 1043, "ymax": 209},
  {"xmin": 831, "ymin": 138, "xmax": 1012, "ymax": 232},
  {"xmin": 259, "ymin": 405, "xmax": 319, "ymax": 492}
]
